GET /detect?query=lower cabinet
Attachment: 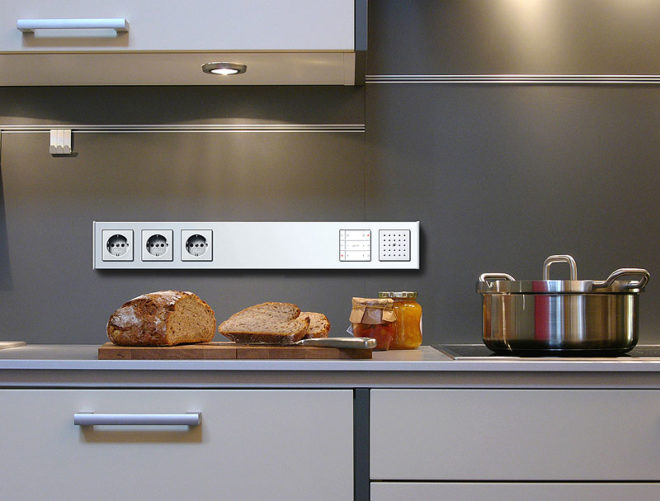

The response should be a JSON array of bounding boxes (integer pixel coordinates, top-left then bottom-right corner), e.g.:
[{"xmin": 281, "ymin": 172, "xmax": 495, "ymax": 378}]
[
  {"xmin": 0, "ymin": 389, "xmax": 353, "ymax": 501},
  {"xmin": 371, "ymin": 482, "xmax": 660, "ymax": 501},
  {"xmin": 370, "ymin": 389, "xmax": 660, "ymax": 500}
]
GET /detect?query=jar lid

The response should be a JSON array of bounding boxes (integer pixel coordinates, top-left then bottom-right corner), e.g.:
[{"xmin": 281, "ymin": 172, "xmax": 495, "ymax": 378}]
[
  {"xmin": 350, "ymin": 297, "xmax": 396, "ymax": 324},
  {"xmin": 378, "ymin": 291, "xmax": 418, "ymax": 299},
  {"xmin": 352, "ymin": 297, "xmax": 394, "ymax": 308}
]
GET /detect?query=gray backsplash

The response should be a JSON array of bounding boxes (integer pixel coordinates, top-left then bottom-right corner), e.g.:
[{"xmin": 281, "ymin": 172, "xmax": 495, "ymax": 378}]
[{"xmin": 1, "ymin": 0, "xmax": 659, "ymax": 344}]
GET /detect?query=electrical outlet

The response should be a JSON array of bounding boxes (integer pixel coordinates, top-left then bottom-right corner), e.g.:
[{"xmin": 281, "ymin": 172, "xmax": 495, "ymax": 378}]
[
  {"xmin": 379, "ymin": 229, "xmax": 411, "ymax": 261},
  {"xmin": 101, "ymin": 229, "xmax": 134, "ymax": 261},
  {"xmin": 181, "ymin": 229, "xmax": 213, "ymax": 261},
  {"xmin": 142, "ymin": 230, "xmax": 173, "ymax": 261}
]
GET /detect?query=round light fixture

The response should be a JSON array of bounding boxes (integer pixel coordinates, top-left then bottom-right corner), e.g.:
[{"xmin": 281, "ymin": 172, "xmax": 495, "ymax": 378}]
[{"xmin": 202, "ymin": 62, "xmax": 247, "ymax": 76}]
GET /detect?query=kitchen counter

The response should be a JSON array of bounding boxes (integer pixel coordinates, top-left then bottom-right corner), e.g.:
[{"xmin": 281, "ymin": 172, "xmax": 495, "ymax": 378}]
[
  {"xmin": 1, "ymin": 344, "xmax": 659, "ymax": 500},
  {"xmin": 0, "ymin": 344, "xmax": 658, "ymax": 388}
]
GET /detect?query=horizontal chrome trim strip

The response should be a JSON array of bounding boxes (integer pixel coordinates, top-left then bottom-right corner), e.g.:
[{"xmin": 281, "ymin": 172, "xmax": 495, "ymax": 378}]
[
  {"xmin": 366, "ymin": 74, "xmax": 660, "ymax": 84},
  {"xmin": 0, "ymin": 123, "xmax": 365, "ymax": 133}
]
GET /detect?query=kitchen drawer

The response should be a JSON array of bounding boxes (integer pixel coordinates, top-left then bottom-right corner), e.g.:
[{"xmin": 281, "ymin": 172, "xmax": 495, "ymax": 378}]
[
  {"xmin": 0, "ymin": 0, "xmax": 354, "ymax": 52},
  {"xmin": 371, "ymin": 389, "xmax": 660, "ymax": 481},
  {"xmin": 371, "ymin": 482, "xmax": 660, "ymax": 501},
  {"xmin": 0, "ymin": 389, "xmax": 353, "ymax": 501}
]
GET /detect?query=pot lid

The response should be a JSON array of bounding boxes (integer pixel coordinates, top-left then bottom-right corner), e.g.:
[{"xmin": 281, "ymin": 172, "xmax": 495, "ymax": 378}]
[{"xmin": 477, "ymin": 255, "xmax": 650, "ymax": 294}]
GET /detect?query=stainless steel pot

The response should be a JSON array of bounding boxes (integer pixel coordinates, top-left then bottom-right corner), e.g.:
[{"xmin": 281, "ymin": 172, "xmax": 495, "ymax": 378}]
[{"xmin": 476, "ymin": 255, "xmax": 650, "ymax": 355}]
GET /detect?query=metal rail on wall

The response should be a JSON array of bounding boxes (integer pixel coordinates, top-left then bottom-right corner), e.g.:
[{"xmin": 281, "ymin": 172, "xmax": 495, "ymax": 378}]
[
  {"xmin": 0, "ymin": 123, "xmax": 365, "ymax": 155},
  {"xmin": 365, "ymin": 74, "xmax": 660, "ymax": 84},
  {"xmin": 0, "ymin": 123, "xmax": 365, "ymax": 133}
]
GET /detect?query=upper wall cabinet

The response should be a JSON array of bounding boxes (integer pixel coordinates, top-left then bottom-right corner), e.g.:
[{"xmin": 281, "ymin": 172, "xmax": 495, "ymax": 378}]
[{"xmin": 0, "ymin": 0, "xmax": 365, "ymax": 86}]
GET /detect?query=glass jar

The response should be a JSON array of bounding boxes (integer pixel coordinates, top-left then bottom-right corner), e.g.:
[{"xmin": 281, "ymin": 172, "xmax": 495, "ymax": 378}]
[
  {"xmin": 378, "ymin": 291, "xmax": 422, "ymax": 349},
  {"xmin": 349, "ymin": 297, "xmax": 397, "ymax": 350}
]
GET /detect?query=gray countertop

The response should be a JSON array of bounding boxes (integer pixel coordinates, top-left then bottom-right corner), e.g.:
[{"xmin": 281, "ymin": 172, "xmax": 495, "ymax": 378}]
[
  {"xmin": 0, "ymin": 344, "xmax": 659, "ymax": 371},
  {"xmin": 0, "ymin": 344, "xmax": 658, "ymax": 389}
]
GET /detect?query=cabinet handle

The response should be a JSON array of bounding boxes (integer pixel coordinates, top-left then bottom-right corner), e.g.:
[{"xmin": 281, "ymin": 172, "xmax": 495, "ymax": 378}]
[
  {"xmin": 73, "ymin": 412, "xmax": 200, "ymax": 426},
  {"xmin": 17, "ymin": 18, "xmax": 129, "ymax": 33}
]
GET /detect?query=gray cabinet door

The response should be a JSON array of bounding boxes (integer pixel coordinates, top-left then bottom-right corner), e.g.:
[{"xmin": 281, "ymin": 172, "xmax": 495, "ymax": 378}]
[
  {"xmin": 1, "ymin": 1, "xmax": 354, "ymax": 52},
  {"xmin": 371, "ymin": 389, "xmax": 660, "ymax": 480},
  {"xmin": 0, "ymin": 389, "xmax": 353, "ymax": 501},
  {"xmin": 371, "ymin": 482, "xmax": 660, "ymax": 501}
]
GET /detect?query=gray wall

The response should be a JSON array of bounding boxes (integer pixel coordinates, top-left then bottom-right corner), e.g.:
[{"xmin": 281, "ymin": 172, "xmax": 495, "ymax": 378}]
[{"xmin": 1, "ymin": 0, "xmax": 660, "ymax": 345}]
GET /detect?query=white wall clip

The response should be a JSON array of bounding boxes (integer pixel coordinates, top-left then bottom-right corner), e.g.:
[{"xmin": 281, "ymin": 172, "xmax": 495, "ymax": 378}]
[{"xmin": 49, "ymin": 129, "xmax": 72, "ymax": 155}]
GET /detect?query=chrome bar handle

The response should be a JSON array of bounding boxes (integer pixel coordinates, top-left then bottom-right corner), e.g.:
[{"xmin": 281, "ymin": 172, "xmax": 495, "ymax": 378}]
[
  {"xmin": 74, "ymin": 412, "xmax": 200, "ymax": 426},
  {"xmin": 17, "ymin": 18, "xmax": 129, "ymax": 33},
  {"xmin": 543, "ymin": 255, "xmax": 578, "ymax": 280},
  {"xmin": 593, "ymin": 268, "xmax": 650, "ymax": 291},
  {"xmin": 479, "ymin": 273, "xmax": 515, "ymax": 286}
]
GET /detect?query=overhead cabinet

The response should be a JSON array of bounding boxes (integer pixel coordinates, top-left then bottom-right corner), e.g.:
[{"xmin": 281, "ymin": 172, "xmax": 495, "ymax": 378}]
[{"xmin": 0, "ymin": 0, "xmax": 364, "ymax": 85}]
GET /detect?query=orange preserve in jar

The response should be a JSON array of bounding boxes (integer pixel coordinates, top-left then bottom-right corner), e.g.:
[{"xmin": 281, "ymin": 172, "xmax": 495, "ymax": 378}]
[
  {"xmin": 378, "ymin": 291, "xmax": 422, "ymax": 349},
  {"xmin": 350, "ymin": 297, "xmax": 397, "ymax": 350}
]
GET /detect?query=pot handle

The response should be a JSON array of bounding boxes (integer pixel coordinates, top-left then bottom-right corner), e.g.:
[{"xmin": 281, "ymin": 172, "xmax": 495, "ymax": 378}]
[
  {"xmin": 543, "ymin": 255, "xmax": 578, "ymax": 280},
  {"xmin": 592, "ymin": 268, "xmax": 650, "ymax": 291},
  {"xmin": 479, "ymin": 273, "xmax": 515, "ymax": 286}
]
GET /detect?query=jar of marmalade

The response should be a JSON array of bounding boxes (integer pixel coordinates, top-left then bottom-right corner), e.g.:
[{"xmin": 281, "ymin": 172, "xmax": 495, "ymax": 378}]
[
  {"xmin": 378, "ymin": 291, "xmax": 422, "ymax": 349},
  {"xmin": 349, "ymin": 297, "xmax": 397, "ymax": 350}
]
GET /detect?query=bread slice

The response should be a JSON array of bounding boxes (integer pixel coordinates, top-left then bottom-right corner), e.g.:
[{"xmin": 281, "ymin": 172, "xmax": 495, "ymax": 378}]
[
  {"xmin": 301, "ymin": 312, "xmax": 331, "ymax": 338},
  {"xmin": 107, "ymin": 290, "xmax": 216, "ymax": 346},
  {"xmin": 218, "ymin": 302, "xmax": 310, "ymax": 344}
]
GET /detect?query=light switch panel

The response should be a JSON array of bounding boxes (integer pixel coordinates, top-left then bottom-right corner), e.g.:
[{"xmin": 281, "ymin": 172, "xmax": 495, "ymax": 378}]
[{"xmin": 339, "ymin": 229, "xmax": 371, "ymax": 262}]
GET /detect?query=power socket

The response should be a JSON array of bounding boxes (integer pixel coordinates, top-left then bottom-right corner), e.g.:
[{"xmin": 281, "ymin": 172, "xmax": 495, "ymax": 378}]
[
  {"xmin": 379, "ymin": 229, "xmax": 411, "ymax": 261},
  {"xmin": 181, "ymin": 229, "xmax": 213, "ymax": 261},
  {"xmin": 101, "ymin": 229, "xmax": 134, "ymax": 261},
  {"xmin": 142, "ymin": 230, "xmax": 173, "ymax": 261}
]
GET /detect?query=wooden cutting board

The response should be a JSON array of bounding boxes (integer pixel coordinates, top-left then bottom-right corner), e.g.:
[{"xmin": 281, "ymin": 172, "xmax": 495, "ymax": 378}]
[{"xmin": 98, "ymin": 342, "xmax": 372, "ymax": 360}]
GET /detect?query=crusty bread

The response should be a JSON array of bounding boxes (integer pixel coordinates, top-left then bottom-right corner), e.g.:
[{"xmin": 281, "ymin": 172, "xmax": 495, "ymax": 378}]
[
  {"xmin": 301, "ymin": 312, "xmax": 331, "ymax": 338},
  {"xmin": 107, "ymin": 290, "xmax": 216, "ymax": 346},
  {"xmin": 218, "ymin": 302, "xmax": 310, "ymax": 344}
]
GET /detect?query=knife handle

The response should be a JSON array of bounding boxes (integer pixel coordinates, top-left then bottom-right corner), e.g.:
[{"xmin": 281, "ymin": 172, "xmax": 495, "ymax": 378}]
[{"xmin": 299, "ymin": 337, "xmax": 376, "ymax": 349}]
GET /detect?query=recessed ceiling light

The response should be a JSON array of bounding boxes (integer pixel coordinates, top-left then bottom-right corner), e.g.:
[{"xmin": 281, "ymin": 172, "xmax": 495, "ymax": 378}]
[{"xmin": 202, "ymin": 62, "xmax": 247, "ymax": 76}]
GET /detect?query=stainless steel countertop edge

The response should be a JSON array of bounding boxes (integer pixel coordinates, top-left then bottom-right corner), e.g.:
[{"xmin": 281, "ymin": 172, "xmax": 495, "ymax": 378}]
[{"xmin": 0, "ymin": 345, "xmax": 658, "ymax": 373}]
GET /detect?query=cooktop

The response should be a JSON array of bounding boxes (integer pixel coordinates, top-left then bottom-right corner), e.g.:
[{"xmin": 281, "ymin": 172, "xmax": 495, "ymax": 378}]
[{"xmin": 434, "ymin": 344, "xmax": 660, "ymax": 360}]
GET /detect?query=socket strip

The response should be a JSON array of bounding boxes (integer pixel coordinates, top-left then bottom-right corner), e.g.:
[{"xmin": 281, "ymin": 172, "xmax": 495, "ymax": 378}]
[{"xmin": 93, "ymin": 221, "xmax": 419, "ymax": 269}]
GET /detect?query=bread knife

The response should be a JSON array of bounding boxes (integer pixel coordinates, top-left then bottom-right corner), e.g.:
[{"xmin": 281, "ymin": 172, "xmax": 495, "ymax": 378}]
[{"xmin": 295, "ymin": 337, "xmax": 376, "ymax": 349}]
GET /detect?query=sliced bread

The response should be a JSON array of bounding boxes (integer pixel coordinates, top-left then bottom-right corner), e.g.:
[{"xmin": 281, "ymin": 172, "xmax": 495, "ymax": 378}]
[
  {"xmin": 218, "ymin": 302, "xmax": 310, "ymax": 344},
  {"xmin": 301, "ymin": 312, "xmax": 331, "ymax": 338},
  {"xmin": 107, "ymin": 290, "xmax": 216, "ymax": 346}
]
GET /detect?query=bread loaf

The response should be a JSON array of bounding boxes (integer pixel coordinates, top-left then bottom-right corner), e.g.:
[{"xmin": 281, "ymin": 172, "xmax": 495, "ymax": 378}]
[
  {"xmin": 107, "ymin": 290, "xmax": 216, "ymax": 346},
  {"xmin": 218, "ymin": 302, "xmax": 310, "ymax": 344},
  {"xmin": 301, "ymin": 312, "xmax": 330, "ymax": 338}
]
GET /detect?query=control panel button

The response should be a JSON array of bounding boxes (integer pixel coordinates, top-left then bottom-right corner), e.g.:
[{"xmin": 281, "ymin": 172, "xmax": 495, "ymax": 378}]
[{"xmin": 339, "ymin": 229, "xmax": 371, "ymax": 262}]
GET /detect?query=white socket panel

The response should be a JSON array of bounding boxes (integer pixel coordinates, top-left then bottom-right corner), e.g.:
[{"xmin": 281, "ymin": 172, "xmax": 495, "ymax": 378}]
[
  {"xmin": 379, "ymin": 229, "xmax": 411, "ymax": 261},
  {"xmin": 181, "ymin": 229, "xmax": 213, "ymax": 261},
  {"xmin": 93, "ymin": 222, "xmax": 419, "ymax": 269},
  {"xmin": 101, "ymin": 229, "xmax": 133, "ymax": 261},
  {"xmin": 142, "ymin": 230, "xmax": 173, "ymax": 261}
]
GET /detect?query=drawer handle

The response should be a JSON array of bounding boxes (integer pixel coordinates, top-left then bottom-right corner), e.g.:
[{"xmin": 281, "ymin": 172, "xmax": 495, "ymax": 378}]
[
  {"xmin": 17, "ymin": 18, "xmax": 129, "ymax": 33},
  {"xmin": 73, "ymin": 412, "xmax": 200, "ymax": 426}
]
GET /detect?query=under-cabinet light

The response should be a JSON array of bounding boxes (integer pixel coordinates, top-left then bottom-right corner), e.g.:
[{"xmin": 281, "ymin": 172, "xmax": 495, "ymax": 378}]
[{"xmin": 202, "ymin": 62, "xmax": 247, "ymax": 76}]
